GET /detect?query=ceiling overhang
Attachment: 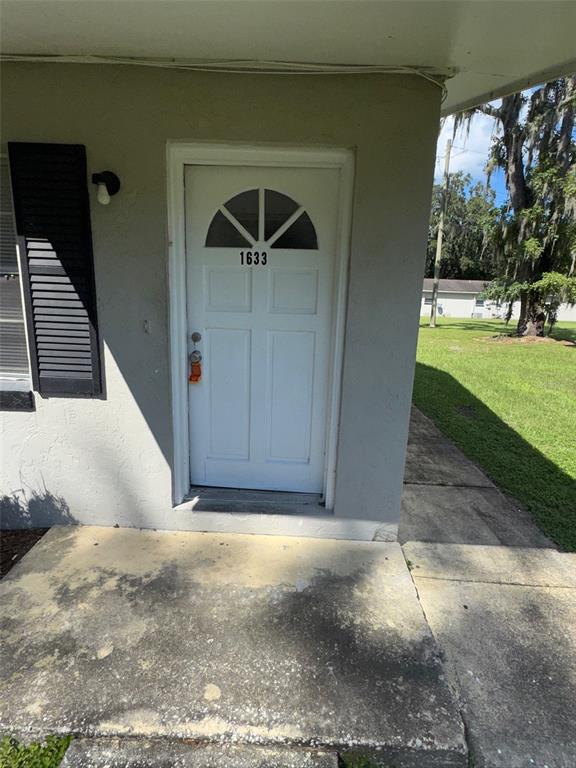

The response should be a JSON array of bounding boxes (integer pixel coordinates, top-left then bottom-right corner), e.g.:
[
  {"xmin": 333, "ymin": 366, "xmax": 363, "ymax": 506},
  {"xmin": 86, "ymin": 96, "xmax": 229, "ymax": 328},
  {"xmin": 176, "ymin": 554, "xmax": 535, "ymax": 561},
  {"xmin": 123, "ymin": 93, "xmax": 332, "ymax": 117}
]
[{"xmin": 1, "ymin": 1, "xmax": 575, "ymax": 115}]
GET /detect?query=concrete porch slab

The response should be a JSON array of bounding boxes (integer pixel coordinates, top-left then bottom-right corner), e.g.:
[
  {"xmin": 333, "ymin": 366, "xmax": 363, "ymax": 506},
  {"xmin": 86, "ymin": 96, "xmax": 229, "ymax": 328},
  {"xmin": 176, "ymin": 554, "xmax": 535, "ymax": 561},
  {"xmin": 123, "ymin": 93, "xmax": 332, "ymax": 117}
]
[
  {"xmin": 0, "ymin": 526, "xmax": 467, "ymax": 767},
  {"xmin": 61, "ymin": 738, "xmax": 339, "ymax": 767},
  {"xmin": 407, "ymin": 542, "xmax": 576, "ymax": 768}
]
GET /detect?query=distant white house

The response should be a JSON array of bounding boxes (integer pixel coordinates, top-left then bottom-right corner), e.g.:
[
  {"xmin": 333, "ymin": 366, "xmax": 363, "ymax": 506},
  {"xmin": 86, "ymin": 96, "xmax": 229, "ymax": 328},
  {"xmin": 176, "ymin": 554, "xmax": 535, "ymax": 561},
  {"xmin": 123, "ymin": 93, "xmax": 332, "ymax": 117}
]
[
  {"xmin": 421, "ymin": 278, "xmax": 576, "ymax": 321},
  {"xmin": 421, "ymin": 279, "xmax": 489, "ymax": 318}
]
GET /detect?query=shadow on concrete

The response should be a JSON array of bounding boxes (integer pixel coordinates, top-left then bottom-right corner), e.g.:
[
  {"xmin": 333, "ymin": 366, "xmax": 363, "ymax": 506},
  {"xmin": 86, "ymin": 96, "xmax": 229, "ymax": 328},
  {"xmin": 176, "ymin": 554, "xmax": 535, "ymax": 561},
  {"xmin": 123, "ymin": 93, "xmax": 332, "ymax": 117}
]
[
  {"xmin": 410, "ymin": 363, "xmax": 576, "ymax": 552},
  {"xmin": 266, "ymin": 566, "xmax": 465, "ymax": 765}
]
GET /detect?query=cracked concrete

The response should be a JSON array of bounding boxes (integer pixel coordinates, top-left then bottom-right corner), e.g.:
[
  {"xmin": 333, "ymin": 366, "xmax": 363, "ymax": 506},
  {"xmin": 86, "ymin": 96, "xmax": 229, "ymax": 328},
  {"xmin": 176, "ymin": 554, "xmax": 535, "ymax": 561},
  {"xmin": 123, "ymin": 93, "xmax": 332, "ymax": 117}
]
[{"xmin": 0, "ymin": 526, "xmax": 467, "ymax": 767}]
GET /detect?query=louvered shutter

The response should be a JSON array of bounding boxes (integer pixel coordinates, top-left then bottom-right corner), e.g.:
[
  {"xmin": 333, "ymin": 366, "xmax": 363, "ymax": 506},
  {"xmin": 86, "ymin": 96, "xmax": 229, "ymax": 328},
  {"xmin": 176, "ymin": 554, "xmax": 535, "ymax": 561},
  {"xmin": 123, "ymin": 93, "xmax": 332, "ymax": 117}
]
[{"xmin": 8, "ymin": 143, "xmax": 102, "ymax": 396}]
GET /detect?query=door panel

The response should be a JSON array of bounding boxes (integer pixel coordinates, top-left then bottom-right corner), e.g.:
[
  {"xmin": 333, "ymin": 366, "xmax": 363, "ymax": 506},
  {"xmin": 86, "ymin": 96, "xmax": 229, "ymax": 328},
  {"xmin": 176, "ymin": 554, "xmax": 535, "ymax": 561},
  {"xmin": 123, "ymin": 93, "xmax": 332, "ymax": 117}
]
[
  {"xmin": 205, "ymin": 267, "xmax": 252, "ymax": 313},
  {"xmin": 207, "ymin": 328, "xmax": 251, "ymax": 460},
  {"xmin": 185, "ymin": 165, "xmax": 340, "ymax": 492},
  {"xmin": 266, "ymin": 330, "xmax": 315, "ymax": 463},
  {"xmin": 269, "ymin": 269, "xmax": 318, "ymax": 314}
]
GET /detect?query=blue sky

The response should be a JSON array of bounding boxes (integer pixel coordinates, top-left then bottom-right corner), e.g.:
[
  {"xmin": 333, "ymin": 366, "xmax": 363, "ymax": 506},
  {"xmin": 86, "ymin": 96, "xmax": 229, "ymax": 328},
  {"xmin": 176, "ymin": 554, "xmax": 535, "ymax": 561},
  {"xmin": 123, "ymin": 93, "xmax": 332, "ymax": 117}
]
[{"xmin": 435, "ymin": 112, "xmax": 508, "ymax": 205}]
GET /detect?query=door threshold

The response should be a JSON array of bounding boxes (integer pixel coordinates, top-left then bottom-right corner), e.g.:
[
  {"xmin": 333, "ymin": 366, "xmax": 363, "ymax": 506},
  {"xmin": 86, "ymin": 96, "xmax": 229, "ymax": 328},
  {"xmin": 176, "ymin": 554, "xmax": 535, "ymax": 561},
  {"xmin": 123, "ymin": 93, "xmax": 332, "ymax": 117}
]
[{"xmin": 183, "ymin": 486, "xmax": 328, "ymax": 517}]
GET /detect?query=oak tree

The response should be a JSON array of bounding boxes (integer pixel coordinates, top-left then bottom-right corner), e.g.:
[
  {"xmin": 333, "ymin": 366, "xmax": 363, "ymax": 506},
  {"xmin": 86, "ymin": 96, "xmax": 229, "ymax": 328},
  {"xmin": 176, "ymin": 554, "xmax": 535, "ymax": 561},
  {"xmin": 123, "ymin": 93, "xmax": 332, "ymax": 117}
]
[{"xmin": 456, "ymin": 76, "xmax": 576, "ymax": 335}]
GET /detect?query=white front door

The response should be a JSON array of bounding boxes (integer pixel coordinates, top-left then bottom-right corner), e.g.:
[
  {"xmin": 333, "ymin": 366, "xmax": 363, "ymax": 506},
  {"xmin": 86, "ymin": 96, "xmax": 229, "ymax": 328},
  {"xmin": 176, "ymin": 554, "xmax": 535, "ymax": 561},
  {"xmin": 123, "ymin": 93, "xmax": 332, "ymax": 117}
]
[{"xmin": 185, "ymin": 164, "xmax": 341, "ymax": 493}]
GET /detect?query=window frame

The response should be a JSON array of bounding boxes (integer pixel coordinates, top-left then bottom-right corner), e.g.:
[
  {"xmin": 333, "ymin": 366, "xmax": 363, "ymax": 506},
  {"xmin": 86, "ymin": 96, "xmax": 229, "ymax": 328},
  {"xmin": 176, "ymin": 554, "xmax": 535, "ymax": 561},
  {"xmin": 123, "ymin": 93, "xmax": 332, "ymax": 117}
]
[
  {"xmin": 205, "ymin": 187, "xmax": 319, "ymax": 250},
  {"xmin": 0, "ymin": 153, "xmax": 33, "ymax": 409}
]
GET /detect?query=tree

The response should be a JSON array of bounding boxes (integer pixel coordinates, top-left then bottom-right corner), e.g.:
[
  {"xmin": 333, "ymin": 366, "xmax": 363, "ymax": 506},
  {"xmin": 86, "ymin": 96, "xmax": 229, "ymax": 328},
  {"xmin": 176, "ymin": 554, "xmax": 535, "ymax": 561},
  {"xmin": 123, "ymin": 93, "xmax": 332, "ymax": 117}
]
[
  {"xmin": 426, "ymin": 172, "xmax": 499, "ymax": 280},
  {"xmin": 480, "ymin": 272, "xmax": 576, "ymax": 331},
  {"xmin": 455, "ymin": 76, "xmax": 576, "ymax": 335}
]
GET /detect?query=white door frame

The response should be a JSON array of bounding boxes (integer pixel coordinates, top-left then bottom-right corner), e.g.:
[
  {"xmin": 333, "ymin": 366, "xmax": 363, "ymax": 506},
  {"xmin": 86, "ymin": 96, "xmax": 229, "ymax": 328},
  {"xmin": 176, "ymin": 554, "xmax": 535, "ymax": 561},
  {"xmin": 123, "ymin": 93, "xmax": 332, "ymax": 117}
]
[{"xmin": 167, "ymin": 142, "xmax": 355, "ymax": 507}]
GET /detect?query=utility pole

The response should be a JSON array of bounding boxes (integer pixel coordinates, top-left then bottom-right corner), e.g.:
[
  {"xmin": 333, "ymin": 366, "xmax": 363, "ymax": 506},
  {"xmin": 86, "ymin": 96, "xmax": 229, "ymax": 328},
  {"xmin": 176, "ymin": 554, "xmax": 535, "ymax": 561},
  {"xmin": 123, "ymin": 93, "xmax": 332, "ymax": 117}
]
[{"xmin": 429, "ymin": 138, "xmax": 452, "ymax": 328}]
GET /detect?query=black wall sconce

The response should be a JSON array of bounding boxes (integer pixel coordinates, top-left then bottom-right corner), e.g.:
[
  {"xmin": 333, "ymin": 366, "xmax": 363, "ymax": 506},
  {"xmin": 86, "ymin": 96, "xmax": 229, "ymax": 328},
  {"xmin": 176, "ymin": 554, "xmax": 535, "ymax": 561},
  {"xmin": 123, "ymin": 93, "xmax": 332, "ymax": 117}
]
[{"xmin": 92, "ymin": 171, "xmax": 121, "ymax": 206}]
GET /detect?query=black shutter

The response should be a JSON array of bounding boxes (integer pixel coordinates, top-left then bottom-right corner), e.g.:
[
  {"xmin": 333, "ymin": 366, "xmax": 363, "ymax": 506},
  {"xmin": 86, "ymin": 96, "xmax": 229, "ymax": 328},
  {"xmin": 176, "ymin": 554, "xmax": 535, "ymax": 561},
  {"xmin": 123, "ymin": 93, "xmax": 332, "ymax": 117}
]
[{"xmin": 8, "ymin": 143, "xmax": 102, "ymax": 396}]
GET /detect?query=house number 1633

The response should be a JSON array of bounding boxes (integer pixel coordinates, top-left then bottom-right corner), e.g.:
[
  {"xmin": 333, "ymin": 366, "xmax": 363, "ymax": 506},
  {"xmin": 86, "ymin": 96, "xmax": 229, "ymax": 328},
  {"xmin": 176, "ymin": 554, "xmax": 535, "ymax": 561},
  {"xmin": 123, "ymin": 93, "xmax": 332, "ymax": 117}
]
[{"xmin": 240, "ymin": 251, "xmax": 267, "ymax": 266}]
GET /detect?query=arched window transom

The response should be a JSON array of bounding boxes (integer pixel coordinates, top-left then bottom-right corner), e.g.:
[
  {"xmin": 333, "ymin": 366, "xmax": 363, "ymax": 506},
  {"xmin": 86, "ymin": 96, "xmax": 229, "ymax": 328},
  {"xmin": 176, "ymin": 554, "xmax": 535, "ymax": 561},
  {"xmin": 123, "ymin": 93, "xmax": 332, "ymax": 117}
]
[{"xmin": 205, "ymin": 188, "xmax": 318, "ymax": 249}]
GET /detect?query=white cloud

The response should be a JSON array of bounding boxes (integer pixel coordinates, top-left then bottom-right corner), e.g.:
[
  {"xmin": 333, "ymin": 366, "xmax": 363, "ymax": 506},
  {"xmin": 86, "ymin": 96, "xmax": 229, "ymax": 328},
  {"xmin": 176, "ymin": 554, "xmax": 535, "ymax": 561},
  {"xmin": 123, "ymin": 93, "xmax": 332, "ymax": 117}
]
[{"xmin": 434, "ymin": 113, "xmax": 499, "ymax": 183}]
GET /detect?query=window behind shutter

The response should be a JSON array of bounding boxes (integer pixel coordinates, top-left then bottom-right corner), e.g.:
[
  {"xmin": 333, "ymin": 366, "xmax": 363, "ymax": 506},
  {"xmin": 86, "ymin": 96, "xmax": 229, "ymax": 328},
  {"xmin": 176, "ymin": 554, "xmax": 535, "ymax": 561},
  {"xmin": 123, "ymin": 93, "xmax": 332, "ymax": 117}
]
[
  {"xmin": 8, "ymin": 143, "xmax": 102, "ymax": 396},
  {"xmin": 0, "ymin": 156, "xmax": 30, "ymax": 380}
]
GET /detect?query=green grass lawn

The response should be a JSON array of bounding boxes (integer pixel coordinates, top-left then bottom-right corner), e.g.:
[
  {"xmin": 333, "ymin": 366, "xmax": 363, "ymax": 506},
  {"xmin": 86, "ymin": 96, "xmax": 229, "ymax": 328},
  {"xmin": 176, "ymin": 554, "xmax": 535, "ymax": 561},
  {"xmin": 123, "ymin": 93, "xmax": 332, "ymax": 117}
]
[
  {"xmin": 413, "ymin": 318, "xmax": 576, "ymax": 551},
  {"xmin": 0, "ymin": 735, "xmax": 72, "ymax": 768}
]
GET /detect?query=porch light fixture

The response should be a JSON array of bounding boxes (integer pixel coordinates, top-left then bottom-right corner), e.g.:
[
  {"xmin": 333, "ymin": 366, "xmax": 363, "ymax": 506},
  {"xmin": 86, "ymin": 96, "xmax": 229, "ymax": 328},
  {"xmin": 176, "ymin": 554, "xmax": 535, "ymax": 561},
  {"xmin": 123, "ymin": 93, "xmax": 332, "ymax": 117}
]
[{"xmin": 91, "ymin": 171, "xmax": 121, "ymax": 205}]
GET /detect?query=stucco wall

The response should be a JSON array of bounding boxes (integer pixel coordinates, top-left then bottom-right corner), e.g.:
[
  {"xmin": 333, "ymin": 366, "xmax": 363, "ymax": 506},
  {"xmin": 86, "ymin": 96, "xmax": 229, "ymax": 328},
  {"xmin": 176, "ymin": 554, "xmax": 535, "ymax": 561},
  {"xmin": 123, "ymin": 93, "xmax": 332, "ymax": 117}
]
[{"xmin": 0, "ymin": 63, "xmax": 440, "ymax": 531}]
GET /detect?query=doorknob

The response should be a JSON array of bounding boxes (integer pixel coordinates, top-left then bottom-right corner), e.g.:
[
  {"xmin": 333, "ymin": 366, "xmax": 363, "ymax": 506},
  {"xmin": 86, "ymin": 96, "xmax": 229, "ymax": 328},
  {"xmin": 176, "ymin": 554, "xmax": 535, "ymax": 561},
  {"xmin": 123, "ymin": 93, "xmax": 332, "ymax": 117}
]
[{"xmin": 189, "ymin": 332, "xmax": 202, "ymax": 384}]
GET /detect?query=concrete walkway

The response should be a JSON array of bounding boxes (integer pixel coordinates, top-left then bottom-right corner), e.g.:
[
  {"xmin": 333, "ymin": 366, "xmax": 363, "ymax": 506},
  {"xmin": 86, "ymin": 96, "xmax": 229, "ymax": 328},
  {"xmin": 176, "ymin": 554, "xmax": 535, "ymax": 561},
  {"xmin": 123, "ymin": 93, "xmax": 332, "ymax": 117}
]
[
  {"xmin": 0, "ymin": 526, "xmax": 467, "ymax": 767},
  {"xmin": 401, "ymin": 408, "xmax": 576, "ymax": 768},
  {"xmin": 405, "ymin": 543, "xmax": 576, "ymax": 768},
  {"xmin": 401, "ymin": 408, "xmax": 554, "ymax": 549}
]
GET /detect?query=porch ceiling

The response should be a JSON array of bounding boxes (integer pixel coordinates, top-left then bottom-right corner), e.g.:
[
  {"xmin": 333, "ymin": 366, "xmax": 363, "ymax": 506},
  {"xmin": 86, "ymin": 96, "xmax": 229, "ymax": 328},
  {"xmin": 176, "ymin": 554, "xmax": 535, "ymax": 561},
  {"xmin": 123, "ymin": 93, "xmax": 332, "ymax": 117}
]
[{"xmin": 1, "ymin": 1, "xmax": 575, "ymax": 114}]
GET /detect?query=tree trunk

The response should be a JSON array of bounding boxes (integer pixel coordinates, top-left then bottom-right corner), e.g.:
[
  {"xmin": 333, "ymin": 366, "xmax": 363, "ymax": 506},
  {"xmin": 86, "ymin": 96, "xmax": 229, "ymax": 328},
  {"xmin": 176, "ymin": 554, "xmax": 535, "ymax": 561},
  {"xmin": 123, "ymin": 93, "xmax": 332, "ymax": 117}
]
[
  {"xmin": 547, "ymin": 311, "xmax": 557, "ymax": 337},
  {"xmin": 517, "ymin": 293, "xmax": 546, "ymax": 336},
  {"xmin": 557, "ymin": 76, "xmax": 576, "ymax": 174},
  {"xmin": 501, "ymin": 94, "xmax": 530, "ymax": 214}
]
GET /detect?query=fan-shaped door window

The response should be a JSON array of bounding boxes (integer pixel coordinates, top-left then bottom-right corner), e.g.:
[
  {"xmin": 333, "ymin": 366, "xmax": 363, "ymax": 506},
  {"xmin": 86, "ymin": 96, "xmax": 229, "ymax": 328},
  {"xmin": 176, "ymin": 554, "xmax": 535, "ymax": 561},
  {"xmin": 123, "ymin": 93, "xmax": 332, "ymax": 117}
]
[{"xmin": 205, "ymin": 188, "xmax": 318, "ymax": 249}]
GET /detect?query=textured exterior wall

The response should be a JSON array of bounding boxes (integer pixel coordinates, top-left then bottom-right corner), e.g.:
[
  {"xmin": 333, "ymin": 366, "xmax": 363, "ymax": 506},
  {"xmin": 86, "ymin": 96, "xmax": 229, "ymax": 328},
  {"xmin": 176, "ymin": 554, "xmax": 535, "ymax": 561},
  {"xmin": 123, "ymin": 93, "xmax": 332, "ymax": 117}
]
[{"xmin": 0, "ymin": 63, "xmax": 440, "ymax": 530}]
